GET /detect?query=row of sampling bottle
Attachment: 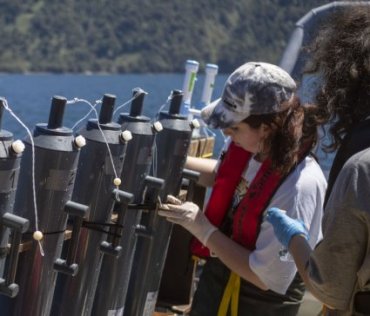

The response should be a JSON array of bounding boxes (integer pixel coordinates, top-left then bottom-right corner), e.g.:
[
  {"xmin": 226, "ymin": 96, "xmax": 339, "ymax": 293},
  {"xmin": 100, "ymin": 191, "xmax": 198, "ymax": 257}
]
[{"xmin": 0, "ymin": 60, "xmax": 219, "ymax": 316}]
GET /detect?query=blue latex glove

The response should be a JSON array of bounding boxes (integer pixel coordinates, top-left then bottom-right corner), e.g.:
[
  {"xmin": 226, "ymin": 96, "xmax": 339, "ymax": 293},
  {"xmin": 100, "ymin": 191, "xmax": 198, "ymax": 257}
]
[{"xmin": 266, "ymin": 207, "xmax": 309, "ymax": 248}]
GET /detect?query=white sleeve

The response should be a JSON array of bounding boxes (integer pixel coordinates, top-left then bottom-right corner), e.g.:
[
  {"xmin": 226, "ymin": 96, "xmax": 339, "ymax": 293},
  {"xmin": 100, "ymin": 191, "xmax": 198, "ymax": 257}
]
[{"xmin": 249, "ymin": 157, "xmax": 326, "ymax": 294}]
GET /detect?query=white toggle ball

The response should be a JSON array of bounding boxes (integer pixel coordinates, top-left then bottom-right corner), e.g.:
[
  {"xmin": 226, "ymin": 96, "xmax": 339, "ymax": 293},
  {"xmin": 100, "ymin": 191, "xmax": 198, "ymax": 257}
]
[
  {"xmin": 33, "ymin": 231, "xmax": 44, "ymax": 241},
  {"xmin": 191, "ymin": 119, "xmax": 200, "ymax": 129},
  {"xmin": 153, "ymin": 121, "xmax": 163, "ymax": 132},
  {"xmin": 74, "ymin": 135, "xmax": 86, "ymax": 148},
  {"xmin": 113, "ymin": 177, "xmax": 121, "ymax": 186},
  {"xmin": 121, "ymin": 130, "xmax": 133, "ymax": 142},
  {"xmin": 11, "ymin": 140, "xmax": 25, "ymax": 154}
]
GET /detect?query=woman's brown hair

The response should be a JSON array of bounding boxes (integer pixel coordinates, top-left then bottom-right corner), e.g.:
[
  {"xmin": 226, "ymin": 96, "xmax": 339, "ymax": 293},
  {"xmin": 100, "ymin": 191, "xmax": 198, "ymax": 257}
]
[
  {"xmin": 306, "ymin": 7, "xmax": 370, "ymax": 152},
  {"xmin": 243, "ymin": 96, "xmax": 327, "ymax": 174}
]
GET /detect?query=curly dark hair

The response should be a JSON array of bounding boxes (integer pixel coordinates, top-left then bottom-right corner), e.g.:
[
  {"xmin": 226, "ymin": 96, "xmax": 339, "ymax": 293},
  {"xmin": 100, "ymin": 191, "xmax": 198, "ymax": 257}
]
[
  {"xmin": 306, "ymin": 7, "xmax": 370, "ymax": 152},
  {"xmin": 243, "ymin": 97, "xmax": 325, "ymax": 174}
]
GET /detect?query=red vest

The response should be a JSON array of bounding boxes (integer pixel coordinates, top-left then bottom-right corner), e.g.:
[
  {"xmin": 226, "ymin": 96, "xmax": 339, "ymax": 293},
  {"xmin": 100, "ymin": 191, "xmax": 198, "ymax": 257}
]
[{"xmin": 191, "ymin": 142, "xmax": 283, "ymax": 257}]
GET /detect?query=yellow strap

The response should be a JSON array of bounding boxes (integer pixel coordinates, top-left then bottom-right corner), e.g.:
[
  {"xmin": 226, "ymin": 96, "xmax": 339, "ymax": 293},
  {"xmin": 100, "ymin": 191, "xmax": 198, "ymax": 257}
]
[{"xmin": 217, "ymin": 272, "xmax": 240, "ymax": 316}]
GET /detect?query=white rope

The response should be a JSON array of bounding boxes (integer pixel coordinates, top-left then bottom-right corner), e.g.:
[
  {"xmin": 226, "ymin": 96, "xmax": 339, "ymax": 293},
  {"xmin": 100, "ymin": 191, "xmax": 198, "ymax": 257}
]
[{"xmin": 2, "ymin": 99, "xmax": 44, "ymax": 256}]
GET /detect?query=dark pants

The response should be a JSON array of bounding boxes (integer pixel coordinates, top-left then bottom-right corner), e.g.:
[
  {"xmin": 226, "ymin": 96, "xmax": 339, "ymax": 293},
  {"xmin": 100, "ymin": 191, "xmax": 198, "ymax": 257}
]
[{"xmin": 190, "ymin": 258, "xmax": 305, "ymax": 316}]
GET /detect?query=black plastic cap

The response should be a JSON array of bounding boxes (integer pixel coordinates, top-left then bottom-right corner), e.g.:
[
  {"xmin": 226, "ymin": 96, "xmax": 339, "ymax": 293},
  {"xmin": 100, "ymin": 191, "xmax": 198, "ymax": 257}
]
[
  {"xmin": 129, "ymin": 87, "xmax": 147, "ymax": 117},
  {"xmin": 99, "ymin": 94, "xmax": 116, "ymax": 124},
  {"xmin": 168, "ymin": 90, "xmax": 183, "ymax": 115},
  {"xmin": 47, "ymin": 96, "xmax": 67, "ymax": 129}
]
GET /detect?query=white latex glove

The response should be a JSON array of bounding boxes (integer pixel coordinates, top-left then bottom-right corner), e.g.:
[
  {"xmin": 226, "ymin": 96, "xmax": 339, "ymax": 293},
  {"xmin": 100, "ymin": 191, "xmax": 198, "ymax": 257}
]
[{"xmin": 158, "ymin": 195, "xmax": 217, "ymax": 246}]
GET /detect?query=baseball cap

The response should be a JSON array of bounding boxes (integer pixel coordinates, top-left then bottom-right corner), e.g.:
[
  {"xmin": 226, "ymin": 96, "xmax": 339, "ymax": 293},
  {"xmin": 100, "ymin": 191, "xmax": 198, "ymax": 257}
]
[{"xmin": 201, "ymin": 62, "xmax": 296, "ymax": 129}]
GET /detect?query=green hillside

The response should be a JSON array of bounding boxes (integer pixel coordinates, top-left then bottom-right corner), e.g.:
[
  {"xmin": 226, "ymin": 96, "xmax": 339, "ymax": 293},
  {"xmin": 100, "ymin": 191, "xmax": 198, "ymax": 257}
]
[{"xmin": 0, "ymin": 0, "xmax": 333, "ymax": 73}]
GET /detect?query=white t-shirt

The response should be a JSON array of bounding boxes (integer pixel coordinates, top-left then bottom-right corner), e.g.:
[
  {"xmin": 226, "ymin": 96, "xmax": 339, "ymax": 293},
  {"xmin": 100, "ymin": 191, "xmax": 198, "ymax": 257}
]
[{"xmin": 218, "ymin": 139, "xmax": 327, "ymax": 294}]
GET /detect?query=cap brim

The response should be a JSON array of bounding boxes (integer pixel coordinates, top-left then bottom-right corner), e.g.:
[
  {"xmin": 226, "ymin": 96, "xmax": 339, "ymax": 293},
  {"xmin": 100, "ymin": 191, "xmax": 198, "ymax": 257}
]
[
  {"xmin": 200, "ymin": 98, "xmax": 220, "ymax": 127},
  {"xmin": 200, "ymin": 98, "xmax": 243, "ymax": 129}
]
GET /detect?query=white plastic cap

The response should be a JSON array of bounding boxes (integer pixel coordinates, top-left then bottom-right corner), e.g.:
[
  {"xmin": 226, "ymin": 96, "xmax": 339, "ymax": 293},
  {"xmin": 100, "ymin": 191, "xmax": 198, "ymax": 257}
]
[
  {"xmin": 185, "ymin": 60, "xmax": 199, "ymax": 72},
  {"xmin": 121, "ymin": 130, "xmax": 133, "ymax": 142},
  {"xmin": 74, "ymin": 135, "xmax": 86, "ymax": 148},
  {"xmin": 11, "ymin": 140, "xmax": 25, "ymax": 154},
  {"xmin": 191, "ymin": 119, "xmax": 200, "ymax": 129},
  {"xmin": 33, "ymin": 230, "xmax": 44, "ymax": 241},
  {"xmin": 205, "ymin": 63, "xmax": 219, "ymax": 75},
  {"xmin": 113, "ymin": 177, "xmax": 121, "ymax": 186},
  {"xmin": 153, "ymin": 121, "xmax": 163, "ymax": 132}
]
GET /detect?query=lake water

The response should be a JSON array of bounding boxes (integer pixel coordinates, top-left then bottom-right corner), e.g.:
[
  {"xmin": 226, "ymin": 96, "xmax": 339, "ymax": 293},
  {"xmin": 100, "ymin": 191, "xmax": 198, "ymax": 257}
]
[
  {"xmin": 0, "ymin": 73, "xmax": 333, "ymax": 175},
  {"xmin": 0, "ymin": 73, "xmax": 227, "ymax": 154}
]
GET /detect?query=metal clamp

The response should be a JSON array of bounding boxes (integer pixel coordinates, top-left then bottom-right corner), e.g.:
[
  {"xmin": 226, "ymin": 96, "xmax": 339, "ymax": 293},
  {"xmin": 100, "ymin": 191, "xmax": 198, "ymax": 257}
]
[
  {"xmin": 99, "ymin": 189, "xmax": 133, "ymax": 257},
  {"xmin": 54, "ymin": 201, "xmax": 89, "ymax": 276},
  {"xmin": 133, "ymin": 175, "xmax": 164, "ymax": 238},
  {"xmin": 0, "ymin": 213, "xmax": 29, "ymax": 297},
  {"xmin": 181, "ymin": 168, "xmax": 200, "ymax": 201}
]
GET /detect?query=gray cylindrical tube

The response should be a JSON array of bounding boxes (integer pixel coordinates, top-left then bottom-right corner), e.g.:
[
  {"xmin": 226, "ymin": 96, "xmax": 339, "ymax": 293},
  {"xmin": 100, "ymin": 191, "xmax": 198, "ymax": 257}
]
[
  {"xmin": 1, "ymin": 96, "xmax": 81, "ymax": 316},
  {"xmin": 123, "ymin": 90, "xmax": 194, "ymax": 316},
  {"xmin": 51, "ymin": 94, "xmax": 129, "ymax": 316},
  {"xmin": 92, "ymin": 88, "xmax": 158, "ymax": 316}
]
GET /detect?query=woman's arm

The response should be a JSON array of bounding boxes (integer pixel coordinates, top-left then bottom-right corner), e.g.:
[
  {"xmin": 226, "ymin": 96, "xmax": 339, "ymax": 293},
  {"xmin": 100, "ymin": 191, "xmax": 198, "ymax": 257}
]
[
  {"xmin": 185, "ymin": 156, "xmax": 218, "ymax": 187},
  {"xmin": 266, "ymin": 209, "xmax": 342, "ymax": 309},
  {"xmin": 289, "ymin": 236, "xmax": 314, "ymax": 286},
  {"xmin": 158, "ymin": 196, "xmax": 269, "ymax": 291},
  {"xmin": 289, "ymin": 235, "xmax": 335, "ymax": 310}
]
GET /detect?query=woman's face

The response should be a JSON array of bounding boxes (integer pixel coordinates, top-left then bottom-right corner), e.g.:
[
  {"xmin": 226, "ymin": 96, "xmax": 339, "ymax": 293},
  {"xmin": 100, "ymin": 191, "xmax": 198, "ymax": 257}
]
[{"xmin": 223, "ymin": 121, "xmax": 269, "ymax": 154}]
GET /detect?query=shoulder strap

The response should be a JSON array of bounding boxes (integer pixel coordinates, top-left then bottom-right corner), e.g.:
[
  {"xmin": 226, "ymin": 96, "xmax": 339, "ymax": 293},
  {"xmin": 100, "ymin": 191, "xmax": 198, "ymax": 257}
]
[
  {"xmin": 233, "ymin": 149, "xmax": 311, "ymax": 250},
  {"xmin": 204, "ymin": 142, "xmax": 251, "ymax": 227},
  {"xmin": 191, "ymin": 142, "xmax": 251, "ymax": 257}
]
